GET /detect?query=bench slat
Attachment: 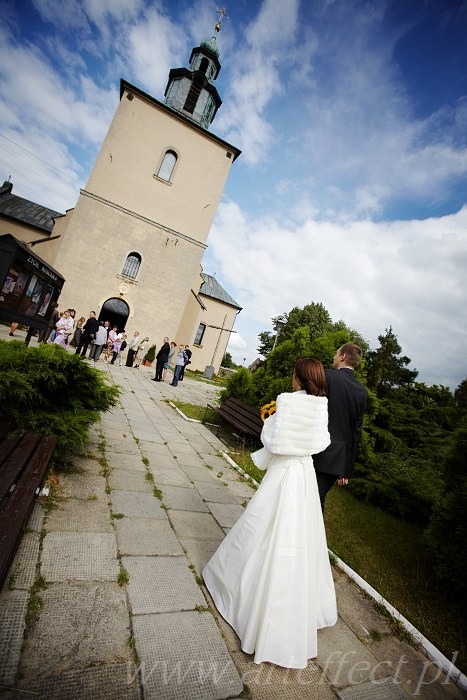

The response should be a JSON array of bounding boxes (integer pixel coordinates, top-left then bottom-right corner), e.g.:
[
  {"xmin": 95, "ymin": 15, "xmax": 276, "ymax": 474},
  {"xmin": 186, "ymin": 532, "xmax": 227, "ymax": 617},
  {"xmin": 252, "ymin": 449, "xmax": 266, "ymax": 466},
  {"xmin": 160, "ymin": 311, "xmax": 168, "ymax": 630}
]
[
  {"xmin": 0, "ymin": 433, "xmax": 43, "ymax": 501},
  {"xmin": 208, "ymin": 397, "xmax": 263, "ymax": 438},
  {"xmin": 0, "ymin": 435, "xmax": 57, "ymax": 585}
]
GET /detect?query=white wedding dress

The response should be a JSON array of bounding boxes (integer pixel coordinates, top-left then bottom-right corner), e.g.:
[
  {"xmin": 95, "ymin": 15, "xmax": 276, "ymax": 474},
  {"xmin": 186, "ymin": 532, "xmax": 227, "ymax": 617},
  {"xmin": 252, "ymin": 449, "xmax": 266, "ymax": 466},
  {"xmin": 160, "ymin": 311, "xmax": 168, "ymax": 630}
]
[{"xmin": 203, "ymin": 390, "xmax": 338, "ymax": 669}]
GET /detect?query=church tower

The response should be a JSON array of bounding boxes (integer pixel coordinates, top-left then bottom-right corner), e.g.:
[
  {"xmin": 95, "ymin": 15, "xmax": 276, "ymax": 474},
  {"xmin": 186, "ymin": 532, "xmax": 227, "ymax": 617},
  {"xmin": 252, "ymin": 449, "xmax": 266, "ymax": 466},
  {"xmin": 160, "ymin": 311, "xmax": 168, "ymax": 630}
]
[{"xmin": 50, "ymin": 14, "xmax": 241, "ymax": 369}]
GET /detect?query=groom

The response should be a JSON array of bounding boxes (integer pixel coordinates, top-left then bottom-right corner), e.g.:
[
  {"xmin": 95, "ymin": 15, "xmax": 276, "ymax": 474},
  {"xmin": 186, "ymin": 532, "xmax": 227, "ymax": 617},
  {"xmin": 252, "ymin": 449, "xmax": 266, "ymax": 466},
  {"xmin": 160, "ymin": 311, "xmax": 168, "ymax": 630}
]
[{"xmin": 313, "ymin": 343, "xmax": 367, "ymax": 511}]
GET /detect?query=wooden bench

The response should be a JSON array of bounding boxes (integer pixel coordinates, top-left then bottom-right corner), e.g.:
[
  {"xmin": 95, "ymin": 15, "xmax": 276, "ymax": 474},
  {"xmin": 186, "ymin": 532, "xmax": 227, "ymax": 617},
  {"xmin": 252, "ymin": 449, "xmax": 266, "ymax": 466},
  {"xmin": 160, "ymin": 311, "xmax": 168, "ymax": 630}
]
[
  {"xmin": 0, "ymin": 422, "xmax": 57, "ymax": 586},
  {"xmin": 205, "ymin": 397, "xmax": 263, "ymax": 442}
]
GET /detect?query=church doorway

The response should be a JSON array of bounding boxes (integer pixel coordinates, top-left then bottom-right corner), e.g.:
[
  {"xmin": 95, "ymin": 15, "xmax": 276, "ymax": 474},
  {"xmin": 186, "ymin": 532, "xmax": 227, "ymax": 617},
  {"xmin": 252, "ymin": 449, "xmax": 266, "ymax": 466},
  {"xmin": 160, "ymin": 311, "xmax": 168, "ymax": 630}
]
[{"xmin": 99, "ymin": 298, "xmax": 129, "ymax": 333}]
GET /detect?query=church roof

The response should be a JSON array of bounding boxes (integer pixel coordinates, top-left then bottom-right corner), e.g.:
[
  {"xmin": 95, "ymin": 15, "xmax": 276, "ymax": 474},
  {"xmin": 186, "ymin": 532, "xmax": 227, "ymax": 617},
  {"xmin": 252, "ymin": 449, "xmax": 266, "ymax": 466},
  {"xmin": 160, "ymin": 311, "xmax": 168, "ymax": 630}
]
[
  {"xmin": 199, "ymin": 273, "xmax": 242, "ymax": 310},
  {"xmin": 0, "ymin": 182, "xmax": 62, "ymax": 232}
]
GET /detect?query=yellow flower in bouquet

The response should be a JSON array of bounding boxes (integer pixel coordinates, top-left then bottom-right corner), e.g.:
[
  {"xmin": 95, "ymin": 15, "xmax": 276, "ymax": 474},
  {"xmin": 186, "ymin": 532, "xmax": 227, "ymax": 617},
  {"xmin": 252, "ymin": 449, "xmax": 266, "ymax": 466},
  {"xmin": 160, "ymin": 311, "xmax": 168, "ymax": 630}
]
[{"xmin": 260, "ymin": 400, "xmax": 277, "ymax": 421}]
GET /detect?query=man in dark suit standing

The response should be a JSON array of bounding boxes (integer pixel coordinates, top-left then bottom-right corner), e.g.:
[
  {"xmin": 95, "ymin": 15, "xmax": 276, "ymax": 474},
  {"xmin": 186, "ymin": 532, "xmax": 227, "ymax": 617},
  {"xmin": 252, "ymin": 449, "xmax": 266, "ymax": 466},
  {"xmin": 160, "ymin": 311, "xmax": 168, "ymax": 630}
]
[
  {"xmin": 313, "ymin": 343, "xmax": 367, "ymax": 511},
  {"xmin": 152, "ymin": 337, "xmax": 170, "ymax": 382},
  {"xmin": 75, "ymin": 311, "xmax": 99, "ymax": 357}
]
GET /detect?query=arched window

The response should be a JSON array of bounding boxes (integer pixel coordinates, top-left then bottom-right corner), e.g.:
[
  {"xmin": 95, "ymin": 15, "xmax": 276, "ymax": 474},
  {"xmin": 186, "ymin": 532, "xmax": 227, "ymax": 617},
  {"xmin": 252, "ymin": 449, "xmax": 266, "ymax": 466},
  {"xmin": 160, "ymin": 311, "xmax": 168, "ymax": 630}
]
[
  {"xmin": 122, "ymin": 252, "xmax": 141, "ymax": 279},
  {"xmin": 157, "ymin": 150, "xmax": 177, "ymax": 182}
]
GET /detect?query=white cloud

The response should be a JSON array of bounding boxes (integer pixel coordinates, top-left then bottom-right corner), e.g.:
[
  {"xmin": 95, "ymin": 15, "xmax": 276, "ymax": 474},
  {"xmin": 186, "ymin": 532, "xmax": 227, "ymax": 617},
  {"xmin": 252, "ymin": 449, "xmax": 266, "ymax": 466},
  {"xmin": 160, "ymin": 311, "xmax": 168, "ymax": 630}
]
[
  {"xmin": 125, "ymin": 7, "xmax": 187, "ymax": 96},
  {"xmin": 208, "ymin": 200, "xmax": 467, "ymax": 389},
  {"xmin": 215, "ymin": 0, "xmax": 301, "ymax": 165}
]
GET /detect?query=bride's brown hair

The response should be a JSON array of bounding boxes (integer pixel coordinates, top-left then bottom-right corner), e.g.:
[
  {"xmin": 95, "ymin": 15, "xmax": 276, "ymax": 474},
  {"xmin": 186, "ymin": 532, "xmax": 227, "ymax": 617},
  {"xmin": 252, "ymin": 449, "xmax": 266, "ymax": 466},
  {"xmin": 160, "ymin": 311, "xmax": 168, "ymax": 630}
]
[{"xmin": 293, "ymin": 358, "xmax": 326, "ymax": 396}]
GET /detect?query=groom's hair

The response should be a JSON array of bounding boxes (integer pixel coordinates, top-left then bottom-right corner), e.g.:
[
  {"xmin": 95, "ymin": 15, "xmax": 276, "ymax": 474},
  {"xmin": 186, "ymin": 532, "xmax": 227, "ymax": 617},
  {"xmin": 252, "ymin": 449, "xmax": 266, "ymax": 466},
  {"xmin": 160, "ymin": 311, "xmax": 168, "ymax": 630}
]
[
  {"xmin": 339, "ymin": 344, "xmax": 362, "ymax": 369},
  {"xmin": 294, "ymin": 358, "xmax": 326, "ymax": 396}
]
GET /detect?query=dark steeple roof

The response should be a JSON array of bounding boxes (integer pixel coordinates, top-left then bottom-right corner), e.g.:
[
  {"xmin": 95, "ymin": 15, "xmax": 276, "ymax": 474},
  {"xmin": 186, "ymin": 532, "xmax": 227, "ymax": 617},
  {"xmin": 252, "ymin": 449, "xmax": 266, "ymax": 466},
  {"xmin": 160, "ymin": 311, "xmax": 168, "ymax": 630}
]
[{"xmin": 0, "ymin": 181, "xmax": 62, "ymax": 233}]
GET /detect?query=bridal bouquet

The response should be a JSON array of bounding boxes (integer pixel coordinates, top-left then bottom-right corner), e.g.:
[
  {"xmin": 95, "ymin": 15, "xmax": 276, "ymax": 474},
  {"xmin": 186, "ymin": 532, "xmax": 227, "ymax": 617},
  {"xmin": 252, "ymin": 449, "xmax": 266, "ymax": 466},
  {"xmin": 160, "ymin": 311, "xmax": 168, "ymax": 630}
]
[{"xmin": 260, "ymin": 400, "xmax": 276, "ymax": 421}]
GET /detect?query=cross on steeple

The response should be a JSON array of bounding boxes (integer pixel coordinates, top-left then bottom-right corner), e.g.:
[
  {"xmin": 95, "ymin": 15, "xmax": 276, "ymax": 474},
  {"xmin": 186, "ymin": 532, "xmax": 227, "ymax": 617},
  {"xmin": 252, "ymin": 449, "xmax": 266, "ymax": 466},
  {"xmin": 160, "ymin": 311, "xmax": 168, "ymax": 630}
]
[{"xmin": 215, "ymin": 7, "xmax": 229, "ymax": 34}]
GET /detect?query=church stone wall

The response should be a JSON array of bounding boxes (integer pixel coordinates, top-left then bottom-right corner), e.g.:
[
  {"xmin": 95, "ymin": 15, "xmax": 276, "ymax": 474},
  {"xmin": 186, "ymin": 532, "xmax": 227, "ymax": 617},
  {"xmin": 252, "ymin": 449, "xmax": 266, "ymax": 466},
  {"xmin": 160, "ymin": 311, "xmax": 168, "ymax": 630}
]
[
  {"xmin": 85, "ymin": 90, "xmax": 234, "ymax": 246},
  {"xmin": 53, "ymin": 193, "xmax": 206, "ymax": 342}
]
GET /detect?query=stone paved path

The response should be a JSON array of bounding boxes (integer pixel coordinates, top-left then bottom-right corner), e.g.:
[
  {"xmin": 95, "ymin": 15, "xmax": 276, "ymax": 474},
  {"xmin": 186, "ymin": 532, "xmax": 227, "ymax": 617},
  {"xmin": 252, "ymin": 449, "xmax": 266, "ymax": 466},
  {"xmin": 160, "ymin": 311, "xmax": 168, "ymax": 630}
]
[{"xmin": 0, "ymin": 333, "xmax": 465, "ymax": 699}]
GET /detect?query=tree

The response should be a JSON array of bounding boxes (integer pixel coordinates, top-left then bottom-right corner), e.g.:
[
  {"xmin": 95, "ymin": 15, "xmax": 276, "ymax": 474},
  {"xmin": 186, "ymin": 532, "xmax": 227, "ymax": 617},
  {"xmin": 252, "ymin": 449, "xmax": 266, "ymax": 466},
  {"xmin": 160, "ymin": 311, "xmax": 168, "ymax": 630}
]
[
  {"xmin": 365, "ymin": 327, "xmax": 418, "ymax": 397},
  {"xmin": 221, "ymin": 352, "xmax": 234, "ymax": 368},
  {"xmin": 425, "ymin": 416, "xmax": 467, "ymax": 596},
  {"xmin": 454, "ymin": 379, "xmax": 467, "ymax": 412},
  {"xmin": 278, "ymin": 302, "xmax": 332, "ymax": 343},
  {"xmin": 257, "ymin": 331, "xmax": 275, "ymax": 358}
]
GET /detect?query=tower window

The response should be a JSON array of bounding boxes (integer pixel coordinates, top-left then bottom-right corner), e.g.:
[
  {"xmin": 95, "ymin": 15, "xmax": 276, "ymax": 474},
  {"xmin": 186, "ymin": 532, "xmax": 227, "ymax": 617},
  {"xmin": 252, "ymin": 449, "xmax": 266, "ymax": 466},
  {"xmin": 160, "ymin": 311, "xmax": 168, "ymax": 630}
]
[
  {"xmin": 199, "ymin": 57, "xmax": 209, "ymax": 76},
  {"xmin": 194, "ymin": 323, "xmax": 206, "ymax": 346},
  {"xmin": 157, "ymin": 150, "xmax": 177, "ymax": 182},
  {"xmin": 122, "ymin": 252, "xmax": 141, "ymax": 279},
  {"xmin": 183, "ymin": 76, "xmax": 203, "ymax": 115}
]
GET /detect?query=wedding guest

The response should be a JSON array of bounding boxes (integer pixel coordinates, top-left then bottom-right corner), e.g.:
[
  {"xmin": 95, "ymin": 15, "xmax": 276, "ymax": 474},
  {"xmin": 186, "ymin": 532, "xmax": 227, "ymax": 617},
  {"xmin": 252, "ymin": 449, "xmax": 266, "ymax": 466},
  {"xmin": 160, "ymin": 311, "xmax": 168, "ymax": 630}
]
[
  {"xmin": 69, "ymin": 316, "xmax": 86, "ymax": 348},
  {"xmin": 53, "ymin": 310, "xmax": 74, "ymax": 347},
  {"xmin": 169, "ymin": 345, "xmax": 188, "ymax": 387},
  {"xmin": 102, "ymin": 337, "xmax": 114, "ymax": 363},
  {"xmin": 111, "ymin": 333, "xmax": 127, "ymax": 365},
  {"xmin": 125, "ymin": 331, "xmax": 141, "ymax": 367},
  {"xmin": 75, "ymin": 311, "xmax": 99, "ymax": 357},
  {"xmin": 133, "ymin": 337, "xmax": 149, "ymax": 369},
  {"xmin": 179, "ymin": 343, "xmax": 192, "ymax": 381},
  {"xmin": 38, "ymin": 302, "xmax": 60, "ymax": 343},
  {"xmin": 89, "ymin": 321, "xmax": 108, "ymax": 362},
  {"xmin": 162, "ymin": 341, "xmax": 177, "ymax": 381},
  {"xmin": 153, "ymin": 336, "xmax": 170, "ymax": 381},
  {"xmin": 313, "ymin": 344, "xmax": 367, "ymax": 511},
  {"xmin": 203, "ymin": 357, "xmax": 336, "ymax": 669}
]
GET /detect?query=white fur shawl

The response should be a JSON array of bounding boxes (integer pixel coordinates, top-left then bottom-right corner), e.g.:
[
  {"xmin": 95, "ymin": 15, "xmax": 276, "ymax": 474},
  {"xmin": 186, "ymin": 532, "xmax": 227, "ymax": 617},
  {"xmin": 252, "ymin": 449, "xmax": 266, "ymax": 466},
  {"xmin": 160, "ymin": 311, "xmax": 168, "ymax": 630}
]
[{"xmin": 251, "ymin": 390, "xmax": 330, "ymax": 469}]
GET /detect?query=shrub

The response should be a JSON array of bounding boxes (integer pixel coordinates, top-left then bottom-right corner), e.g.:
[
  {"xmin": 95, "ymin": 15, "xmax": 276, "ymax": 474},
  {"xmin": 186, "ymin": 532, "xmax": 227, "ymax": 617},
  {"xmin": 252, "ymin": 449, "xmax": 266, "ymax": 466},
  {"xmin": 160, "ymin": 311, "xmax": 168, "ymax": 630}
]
[
  {"xmin": 219, "ymin": 367, "xmax": 255, "ymax": 406},
  {"xmin": 0, "ymin": 340, "xmax": 120, "ymax": 465},
  {"xmin": 143, "ymin": 344, "xmax": 157, "ymax": 364},
  {"xmin": 425, "ymin": 418, "xmax": 467, "ymax": 596}
]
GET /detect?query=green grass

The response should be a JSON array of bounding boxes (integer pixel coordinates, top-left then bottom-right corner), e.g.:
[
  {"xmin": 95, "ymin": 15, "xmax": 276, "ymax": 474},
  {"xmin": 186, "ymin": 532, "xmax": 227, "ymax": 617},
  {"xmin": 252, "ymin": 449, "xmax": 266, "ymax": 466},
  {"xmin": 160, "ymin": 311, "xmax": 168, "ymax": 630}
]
[
  {"xmin": 171, "ymin": 401, "xmax": 220, "ymax": 423},
  {"xmin": 325, "ymin": 487, "xmax": 465, "ymax": 672},
  {"xmin": 227, "ymin": 450, "xmax": 466, "ymax": 672}
]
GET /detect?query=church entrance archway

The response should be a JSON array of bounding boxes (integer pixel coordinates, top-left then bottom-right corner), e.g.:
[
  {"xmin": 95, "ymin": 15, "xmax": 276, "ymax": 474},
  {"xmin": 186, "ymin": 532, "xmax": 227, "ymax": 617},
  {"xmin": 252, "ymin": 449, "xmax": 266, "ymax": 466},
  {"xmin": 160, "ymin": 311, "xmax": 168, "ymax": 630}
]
[{"xmin": 99, "ymin": 298, "xmax": 129, "ymax": 333}]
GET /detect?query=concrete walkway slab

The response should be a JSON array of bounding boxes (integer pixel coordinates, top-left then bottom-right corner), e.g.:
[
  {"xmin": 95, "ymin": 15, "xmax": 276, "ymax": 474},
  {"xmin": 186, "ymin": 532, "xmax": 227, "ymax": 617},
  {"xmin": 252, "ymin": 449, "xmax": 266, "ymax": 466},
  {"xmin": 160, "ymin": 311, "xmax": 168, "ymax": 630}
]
[
  {"xmin": 45, "ymin": 498, "xmax": 113, "ymax": 532},
  {"xmin": 18, "ymin": 582, "xmax": 131, "ymax": 678},
  {"xmin": 3, "ymin": 532, "xmax": 41, "ymax": 590},
  {"xmin": 195, "ymin": 480, "xmax": 242, "ymax": 505},
  {"xmin": 110, "ymin": 452, "xmax": 147, "ymax": 471},
  {"xmin": 0, "ymin": 590, "xmax": 28, "ymax": 685},
  {"xmin": 150, "ymin": 466, "xmax": 192, "ymax": 487},
  {"xmin": 41, "ymin": 532, "xmax": 119, "ymax": 581},
  {"xmin": 207, "ymin": 502, "xmax": 245, "ymax": 528},
  {"xmin": 132, "ymin": 611, "xmax": 243, "ymax": 700},
  {"xmin": 179, "ymin": 465, "xmax": 220, "ymax": 483},
  {"xmin": 116, "ymin": 518, "xmax": 183, "ymax": 556},
  {"xmin": 110, "ymin": 490, "xmax": 166, "ymax": 519},
  {"xmin": 57, "ymin": 471, "xmax": 107, "ymax": 500},
  {"xmin": 160, "ymin": 484, "xmax": 210, "ymax": 512},
  {"xmin": 108, "ymin": 468, "xmax": 153, "ymax": 493},
  {"xmin": 168, "ymin": 510, "xmax": 226, "ymax": 542},
  {"xmin": 123, "ymin": 556, "xmax": 205, "ymax": 614},
  {"xmin": 17, "ymin": 662, "xmax": 142, "ymax": 700}
]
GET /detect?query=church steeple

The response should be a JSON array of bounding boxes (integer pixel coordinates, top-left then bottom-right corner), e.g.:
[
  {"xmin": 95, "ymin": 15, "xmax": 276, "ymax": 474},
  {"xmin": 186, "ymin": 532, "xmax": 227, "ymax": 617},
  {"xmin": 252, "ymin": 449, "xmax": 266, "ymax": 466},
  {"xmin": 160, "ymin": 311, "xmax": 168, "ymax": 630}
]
[{"xmin": 164, "ymin": 9, "xmax": 229, "ymax": 129}]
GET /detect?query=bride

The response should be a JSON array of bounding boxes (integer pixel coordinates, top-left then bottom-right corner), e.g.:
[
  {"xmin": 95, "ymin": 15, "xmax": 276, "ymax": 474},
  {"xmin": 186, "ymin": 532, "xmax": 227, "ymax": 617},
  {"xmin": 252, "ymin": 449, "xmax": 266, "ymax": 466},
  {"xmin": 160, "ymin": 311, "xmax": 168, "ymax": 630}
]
[{"xmin": 203, "ymin": 357, "xmax": 338, "ymax": 669}]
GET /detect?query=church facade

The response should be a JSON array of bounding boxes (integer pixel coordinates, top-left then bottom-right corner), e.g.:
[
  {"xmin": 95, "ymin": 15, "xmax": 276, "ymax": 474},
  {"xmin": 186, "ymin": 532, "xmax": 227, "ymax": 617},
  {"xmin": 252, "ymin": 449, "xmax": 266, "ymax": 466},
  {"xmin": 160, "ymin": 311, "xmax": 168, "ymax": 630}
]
[{"xmin": 0, "ymin": 29, "xmax": 242, "ymax": 373}]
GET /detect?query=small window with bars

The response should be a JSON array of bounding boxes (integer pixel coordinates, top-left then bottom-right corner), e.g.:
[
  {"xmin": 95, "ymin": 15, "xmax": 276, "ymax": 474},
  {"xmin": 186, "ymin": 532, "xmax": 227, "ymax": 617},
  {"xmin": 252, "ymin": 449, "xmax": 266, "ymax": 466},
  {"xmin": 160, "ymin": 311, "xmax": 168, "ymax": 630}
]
[{"xmin": 122, "ymin": 252, "xmax": 141, "ymax": 279}]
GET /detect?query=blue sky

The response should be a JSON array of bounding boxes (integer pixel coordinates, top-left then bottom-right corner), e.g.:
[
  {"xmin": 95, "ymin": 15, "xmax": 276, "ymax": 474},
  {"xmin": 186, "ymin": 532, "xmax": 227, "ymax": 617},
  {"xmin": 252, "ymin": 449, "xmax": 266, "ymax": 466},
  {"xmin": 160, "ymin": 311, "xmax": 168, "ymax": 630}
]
[{"xmin": 1, "ymin": 0, "xmax": 467, "ymax": 388}]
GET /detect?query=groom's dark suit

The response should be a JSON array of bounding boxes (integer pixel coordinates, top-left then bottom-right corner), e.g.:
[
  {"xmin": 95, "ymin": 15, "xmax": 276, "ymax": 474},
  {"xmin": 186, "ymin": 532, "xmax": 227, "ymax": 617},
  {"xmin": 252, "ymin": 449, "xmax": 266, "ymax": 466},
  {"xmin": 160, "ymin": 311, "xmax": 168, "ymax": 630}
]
[{"xmin": 313, "ymin": 367, "xmax": 367, "ymax": 507}]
